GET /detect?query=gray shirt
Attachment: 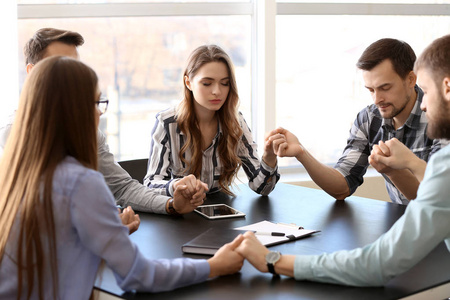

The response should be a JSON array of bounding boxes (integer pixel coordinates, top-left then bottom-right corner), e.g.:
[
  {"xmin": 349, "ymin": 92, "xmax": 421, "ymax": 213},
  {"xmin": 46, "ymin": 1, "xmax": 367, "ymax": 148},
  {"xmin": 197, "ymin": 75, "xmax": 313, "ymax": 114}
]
[{"xmin": 0, "ymin": 112, "xmax": 170, "ymax": 213}]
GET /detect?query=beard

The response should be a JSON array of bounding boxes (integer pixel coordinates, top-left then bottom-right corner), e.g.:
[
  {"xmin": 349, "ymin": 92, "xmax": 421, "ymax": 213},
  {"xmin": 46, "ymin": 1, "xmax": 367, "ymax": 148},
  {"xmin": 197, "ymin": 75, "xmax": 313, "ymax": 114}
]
[
  {"xmin": 379, "ymin": 94, "xmax": 411, "ymax": 120},
  {"xmin": 426, "ymin": 93, "xmax": 450, "ymax": 140}
]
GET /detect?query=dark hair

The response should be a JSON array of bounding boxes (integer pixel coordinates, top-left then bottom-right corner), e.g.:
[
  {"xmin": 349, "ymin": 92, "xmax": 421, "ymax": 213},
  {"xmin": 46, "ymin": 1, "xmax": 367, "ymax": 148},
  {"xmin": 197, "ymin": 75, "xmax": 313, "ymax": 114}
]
[
  {"xmin": 356, "ymin": 38, "xmax": 416, "ymax": 79},
  {"xmin": 24, "ymin": 28, "xmax": 84, "ymax": 65},
  {"xmin": 415, "ymin": 34, "xmax": 450, "ymax": 83}
]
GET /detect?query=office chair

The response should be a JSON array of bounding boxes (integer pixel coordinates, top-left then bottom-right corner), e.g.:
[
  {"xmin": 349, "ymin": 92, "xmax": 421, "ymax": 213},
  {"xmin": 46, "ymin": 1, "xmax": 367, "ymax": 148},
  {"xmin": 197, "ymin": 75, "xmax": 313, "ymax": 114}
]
[{"xmin": 118, "ymin": 158, "xmax": 149, "ymax": 184}]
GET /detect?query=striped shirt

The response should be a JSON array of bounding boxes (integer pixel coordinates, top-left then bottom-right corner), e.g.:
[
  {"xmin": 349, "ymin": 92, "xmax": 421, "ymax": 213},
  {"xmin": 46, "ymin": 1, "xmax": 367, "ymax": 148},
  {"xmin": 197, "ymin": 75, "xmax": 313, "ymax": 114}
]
[
  {"xmin": 144, "ymin": 107, "xmax": 280, "ymax": 196},
  {"xmin": 335, "ymin": 85, "xmax": 448, "ymax": 205}
]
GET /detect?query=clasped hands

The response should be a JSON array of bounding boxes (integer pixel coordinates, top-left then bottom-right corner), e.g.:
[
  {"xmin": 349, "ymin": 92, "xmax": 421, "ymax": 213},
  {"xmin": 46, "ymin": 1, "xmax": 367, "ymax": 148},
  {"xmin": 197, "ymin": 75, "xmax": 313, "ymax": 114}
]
[
  {"xmin": 208, "ymin": 231, "xmax": 289, "ymax": 278},
  {"xmin": 368, "ymin": 137, "xmax": 425, "ymax": 179},
  {"xmin": 171, "ymin": 174, "xmax": 209, "ymax": 214}
]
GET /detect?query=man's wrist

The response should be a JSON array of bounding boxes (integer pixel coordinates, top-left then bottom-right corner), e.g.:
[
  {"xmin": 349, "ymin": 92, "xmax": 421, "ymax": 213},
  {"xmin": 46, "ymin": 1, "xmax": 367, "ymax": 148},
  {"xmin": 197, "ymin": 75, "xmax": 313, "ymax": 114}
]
[{"xmin": 166, "ymin": 198, "xmax": 181, "ymax": 216}]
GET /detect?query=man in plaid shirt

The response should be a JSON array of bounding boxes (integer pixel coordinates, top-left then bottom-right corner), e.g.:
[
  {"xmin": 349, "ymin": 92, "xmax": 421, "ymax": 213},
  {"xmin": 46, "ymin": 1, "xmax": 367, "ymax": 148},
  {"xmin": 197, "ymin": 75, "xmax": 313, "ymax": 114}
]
[{"xmin": 267, "ymin": 38, "xmax": 448, "ymax": 205}]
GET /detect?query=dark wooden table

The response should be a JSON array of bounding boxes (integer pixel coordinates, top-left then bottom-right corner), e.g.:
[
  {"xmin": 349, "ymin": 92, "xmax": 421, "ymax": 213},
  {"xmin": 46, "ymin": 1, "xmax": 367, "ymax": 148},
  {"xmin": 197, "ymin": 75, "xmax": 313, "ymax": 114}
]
[{"xmin": 95, "ymin": 183, "xmax": 450, "ymax": 299}]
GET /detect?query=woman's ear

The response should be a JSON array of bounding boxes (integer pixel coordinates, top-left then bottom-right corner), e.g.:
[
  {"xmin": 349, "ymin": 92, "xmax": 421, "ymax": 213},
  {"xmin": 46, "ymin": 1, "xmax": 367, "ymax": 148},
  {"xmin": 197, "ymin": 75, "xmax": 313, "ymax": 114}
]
[{"xmin": 184, "ymin": 75, "xmax": 192, "ymax": 91}]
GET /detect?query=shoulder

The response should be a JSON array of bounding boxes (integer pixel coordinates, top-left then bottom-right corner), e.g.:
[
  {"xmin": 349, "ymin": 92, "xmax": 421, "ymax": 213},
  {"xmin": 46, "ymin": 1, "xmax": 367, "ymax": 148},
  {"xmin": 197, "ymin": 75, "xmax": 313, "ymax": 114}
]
[
  {"xmin": 237, "ymin": 111, "xmax": 249, "ymax": 127},
  {"xmin": 156, "ymin": 107, "xmax": 177, "ymax": 124},
  {"xmin": 417, "ymin": 145, "xmax": 450, "ymax": 206},
  {"xmin": 427, "ymin": 145, "xmax": 450, "ymax": 170},
  {"xmin": 352, "ymin": 104, "xmax": 382, "ymax": 128},
  {"xmin": 53, "ymin": 157, "xmax": 105, "ymax": 195}
]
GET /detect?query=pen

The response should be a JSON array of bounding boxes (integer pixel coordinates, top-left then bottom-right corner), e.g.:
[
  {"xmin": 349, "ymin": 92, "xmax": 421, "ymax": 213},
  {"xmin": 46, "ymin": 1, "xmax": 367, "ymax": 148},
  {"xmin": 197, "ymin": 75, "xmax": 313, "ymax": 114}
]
[{"xmin": 254, "ymin": 231, "xmax": 285, "ymax": 236}]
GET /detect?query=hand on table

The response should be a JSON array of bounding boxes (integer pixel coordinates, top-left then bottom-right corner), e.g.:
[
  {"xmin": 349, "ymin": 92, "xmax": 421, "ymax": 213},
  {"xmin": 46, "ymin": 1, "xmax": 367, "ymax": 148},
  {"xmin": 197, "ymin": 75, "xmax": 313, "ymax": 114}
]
[
  {"xmin": 208, "ymin": 234, "xmax": 245, "ymax": 278},
  {"xmin": 172, "ymin": 174, "xmax": 209, "ymax": 214},
  {"xmin": 235, "ymin": 231, "xmax": 270, "ymax": 273},
  {"xmin": 118, "ymin": 206, "xmax": 140, "ymax": 235}
]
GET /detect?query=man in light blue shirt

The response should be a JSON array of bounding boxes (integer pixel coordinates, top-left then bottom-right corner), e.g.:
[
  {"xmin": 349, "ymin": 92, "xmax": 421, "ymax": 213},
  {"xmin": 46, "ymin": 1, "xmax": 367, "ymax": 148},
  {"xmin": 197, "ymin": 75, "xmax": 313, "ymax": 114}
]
[{"xmin": 235, "ymin": 34, "xmax": 450, "ymax": 286}]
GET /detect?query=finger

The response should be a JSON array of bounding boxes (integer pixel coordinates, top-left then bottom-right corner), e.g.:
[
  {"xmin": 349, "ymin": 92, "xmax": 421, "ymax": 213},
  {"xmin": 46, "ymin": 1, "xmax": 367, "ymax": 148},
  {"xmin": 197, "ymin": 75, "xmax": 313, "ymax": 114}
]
[
  {"xmin": 376, "ymin": 155, "xmax": 389, "ymax": 166},
  {"xmin": 200, "ymin": 181, "xmax": 209, "ymax": 192},
  {"xmin": 227, "ymin": 234, "xmax": 244, "ymax": 250},
  {"xmin": 191, "ymin": 189, "xmax": 205, "ymax": 202},
  {"xmin": 371, "ymin": 145, "xmax": 383, "ymax": 155},
  {"xmin": 182, "ymin": 190, "xmax": 192, "ymax": 200},
  {"xmin": 275, "ymin": 142, "xmax": 288, "ymax": 156},
  {"xmin": 378, "ymin": 141, "xmax": 391, "ymax": 156},
  {"xmin": 265, "ymin": 128, "xmax": 282, "ymax": 139},
  {"xmin": 185, "ymin": 176, "xmax": 197, "ymax": 193},
  {"xmin": 271, "ymin": 137, "xmax": 286, "ymax": 152},
  {"xmin": 267, "ymin": 133, "xmax": 285, "ymax": 143}
]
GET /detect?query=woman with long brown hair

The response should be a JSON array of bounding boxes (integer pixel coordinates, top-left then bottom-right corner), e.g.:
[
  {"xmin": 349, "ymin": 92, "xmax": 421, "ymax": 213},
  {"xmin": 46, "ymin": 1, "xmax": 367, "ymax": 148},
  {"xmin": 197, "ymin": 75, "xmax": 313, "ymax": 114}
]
[
  {"xmin": 0, "ymin": 56, "xmax": 243, "ymax": 299},
  {"xmin": 144, "ymin": 45, "xmax": 283, "ymax": 207}
]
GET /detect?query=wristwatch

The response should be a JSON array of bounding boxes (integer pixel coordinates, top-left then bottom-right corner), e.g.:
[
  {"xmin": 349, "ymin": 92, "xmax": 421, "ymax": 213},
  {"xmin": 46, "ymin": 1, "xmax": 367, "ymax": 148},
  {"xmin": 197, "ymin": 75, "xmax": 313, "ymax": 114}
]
[
  {"xmin": 167, "ymin": 199, "xmax": 180, "ymax": 216},
  {"xmin": 265, "ymin": 251, "xmax": 282, "ymax": 275}
]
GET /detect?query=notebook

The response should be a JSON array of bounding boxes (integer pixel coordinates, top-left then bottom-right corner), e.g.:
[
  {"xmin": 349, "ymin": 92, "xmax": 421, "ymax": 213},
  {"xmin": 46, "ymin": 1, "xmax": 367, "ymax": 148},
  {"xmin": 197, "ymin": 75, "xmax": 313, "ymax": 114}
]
[
  {"xmin": 181, "ymin": 220, "xmax": 319, "ymax": 255},
  {"xmin": 181, "ymin": 228, "xmax": 247, "ymax": 255}
]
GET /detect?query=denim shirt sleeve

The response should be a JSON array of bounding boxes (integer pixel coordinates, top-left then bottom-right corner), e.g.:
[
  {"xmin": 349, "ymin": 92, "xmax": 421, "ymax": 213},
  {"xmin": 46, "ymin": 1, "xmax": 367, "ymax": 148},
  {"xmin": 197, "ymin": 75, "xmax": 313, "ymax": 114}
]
[{"xmin": 70, "ymin": 170, "xmax": 210, "ymax": 292}]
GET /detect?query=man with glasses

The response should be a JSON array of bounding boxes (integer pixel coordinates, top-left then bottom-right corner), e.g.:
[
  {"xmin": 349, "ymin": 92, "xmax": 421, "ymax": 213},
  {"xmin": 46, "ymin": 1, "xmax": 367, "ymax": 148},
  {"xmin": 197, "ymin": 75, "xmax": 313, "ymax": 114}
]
[
  {"xmin": 96, "ymin": 97, "xmax": 109, "ymax": 115},
  {"xmin": 0, "ymin": 28, "xmax": 204, "ymax": 231}
]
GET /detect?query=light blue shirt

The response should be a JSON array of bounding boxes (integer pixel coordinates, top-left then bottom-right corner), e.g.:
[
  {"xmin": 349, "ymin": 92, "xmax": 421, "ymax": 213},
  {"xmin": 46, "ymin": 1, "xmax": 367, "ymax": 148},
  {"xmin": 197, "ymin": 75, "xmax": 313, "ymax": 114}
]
[
  {"xmin": 0, "ymin": 157, "xmax": 210, "ymax": 299},
  {"xmin": 294, "ymin": 145, "xmax": 450, "ymax": 286}
]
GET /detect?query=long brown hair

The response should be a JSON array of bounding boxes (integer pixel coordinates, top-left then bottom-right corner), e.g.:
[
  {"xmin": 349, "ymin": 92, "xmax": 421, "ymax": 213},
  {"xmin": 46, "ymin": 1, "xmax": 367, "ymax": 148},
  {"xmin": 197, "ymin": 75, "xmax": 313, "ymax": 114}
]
[
  {"xmin": 0, "ymin": 56, "xmax": 98, "ymax": 299},
  {"xmin": 177, "ymin": 45, "xmax": 243, "ymax": 195}
]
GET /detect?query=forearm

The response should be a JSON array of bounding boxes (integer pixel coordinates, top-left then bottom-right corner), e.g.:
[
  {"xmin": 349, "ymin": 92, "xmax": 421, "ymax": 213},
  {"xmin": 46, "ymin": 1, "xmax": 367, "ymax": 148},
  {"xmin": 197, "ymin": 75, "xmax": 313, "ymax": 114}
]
[
  {"xmin": 274, "ymin": 255, "xmax": 295, "ymax": 277},
  {"xmin": 385, "ymin": 169, "xmax": 420, "ymax": 200},
  {"xmin": 297, "ymin": 150, "xmax": 350, "ymax": 200},
  {"xmin": 406, "ymin": 157, "xmax": 427, "ymax": 183}
]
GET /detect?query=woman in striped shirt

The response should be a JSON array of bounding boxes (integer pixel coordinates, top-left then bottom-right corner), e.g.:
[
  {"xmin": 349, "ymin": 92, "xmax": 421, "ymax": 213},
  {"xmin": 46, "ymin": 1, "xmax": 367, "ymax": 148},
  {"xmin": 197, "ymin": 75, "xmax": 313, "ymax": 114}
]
[{"xmin": 144, "ymin": 45, "xmax": 283, "ymax": 206}]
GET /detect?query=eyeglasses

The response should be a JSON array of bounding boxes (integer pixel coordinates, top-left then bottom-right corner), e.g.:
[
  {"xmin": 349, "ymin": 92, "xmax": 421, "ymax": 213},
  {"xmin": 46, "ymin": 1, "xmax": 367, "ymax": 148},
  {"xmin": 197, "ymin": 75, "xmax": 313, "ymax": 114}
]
[{"xmin": 96, "ymin": 97, "xmax": 109, "ymax": 114}]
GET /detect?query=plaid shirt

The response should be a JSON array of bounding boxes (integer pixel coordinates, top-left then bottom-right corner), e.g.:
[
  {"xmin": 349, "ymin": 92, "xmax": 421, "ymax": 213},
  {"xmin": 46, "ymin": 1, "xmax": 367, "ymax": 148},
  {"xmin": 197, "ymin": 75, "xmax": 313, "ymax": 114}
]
[
  {"xmin": 144, "ymin": 107, "xmax": 280, "ymax": 196},
  {"xmin": 335, "ymin": 85, "xmax": 449, "ymax": 205}
]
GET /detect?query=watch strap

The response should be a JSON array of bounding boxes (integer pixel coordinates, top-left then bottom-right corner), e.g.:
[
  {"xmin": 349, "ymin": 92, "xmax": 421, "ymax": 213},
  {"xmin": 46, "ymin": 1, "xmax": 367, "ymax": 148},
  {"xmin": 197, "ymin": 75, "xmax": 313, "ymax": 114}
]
[
  {"xmin": 267, "ymin": 262, "xmax": 276, "ymax": 275},
  {"xmin": 167, "ymin": 199, "xmax": 180, "ymax": 216}
]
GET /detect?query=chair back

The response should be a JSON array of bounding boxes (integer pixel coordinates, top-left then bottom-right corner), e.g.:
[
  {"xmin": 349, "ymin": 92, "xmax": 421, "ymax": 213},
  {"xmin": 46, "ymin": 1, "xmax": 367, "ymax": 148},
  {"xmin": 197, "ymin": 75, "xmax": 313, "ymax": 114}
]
[{"xmin": 118, "ymin": 158, "xmax": 149, "ymax": 184}]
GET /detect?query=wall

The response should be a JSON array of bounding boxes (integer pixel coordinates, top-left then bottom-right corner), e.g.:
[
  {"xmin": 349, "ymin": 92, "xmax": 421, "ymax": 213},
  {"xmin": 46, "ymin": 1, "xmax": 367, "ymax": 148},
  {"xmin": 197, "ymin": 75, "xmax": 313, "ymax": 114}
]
[{"xmin": 287, "ymin": 175, "xmax": 391, "ymax": 202}]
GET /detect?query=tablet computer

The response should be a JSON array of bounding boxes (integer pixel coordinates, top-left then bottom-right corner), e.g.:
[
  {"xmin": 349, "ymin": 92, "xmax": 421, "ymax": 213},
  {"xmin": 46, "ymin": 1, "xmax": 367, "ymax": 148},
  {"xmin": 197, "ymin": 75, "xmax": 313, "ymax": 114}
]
[{"xmin": 194, "ymin": 204, "xmax": 245, "ymax": 220}]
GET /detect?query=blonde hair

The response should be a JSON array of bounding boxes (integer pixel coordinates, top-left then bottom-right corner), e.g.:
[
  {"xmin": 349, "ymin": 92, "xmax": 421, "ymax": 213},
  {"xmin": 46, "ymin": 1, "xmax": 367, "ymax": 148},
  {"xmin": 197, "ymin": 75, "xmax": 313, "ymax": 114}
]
[
  {"xmin": 177, "ymin": 45, "xmax": 243, "ymax": 195},
  {"xmin": 0, "ymin": 56, "xmax": 98, "ymax": 299}
]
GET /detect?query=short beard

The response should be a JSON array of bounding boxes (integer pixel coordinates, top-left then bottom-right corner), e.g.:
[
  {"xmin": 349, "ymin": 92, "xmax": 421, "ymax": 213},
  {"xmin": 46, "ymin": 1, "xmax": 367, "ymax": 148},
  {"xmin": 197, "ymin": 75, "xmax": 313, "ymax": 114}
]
[
  {"xmin": 426, "ymin": 93, "xmax": 450, "ymax": 140},
  {"xmin": 382, "ymin": 93, "xmax": 411, "ymax": 120}
]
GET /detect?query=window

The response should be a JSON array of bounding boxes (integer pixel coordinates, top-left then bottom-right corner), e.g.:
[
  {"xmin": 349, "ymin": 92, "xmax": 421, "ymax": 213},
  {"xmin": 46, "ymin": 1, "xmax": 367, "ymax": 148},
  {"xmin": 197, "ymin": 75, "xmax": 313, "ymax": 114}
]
[
  {"xmin": 276, "ymin": 14, "xmax": 450, "ymax": 166},
  {"xmin": 14, "ymin": 1, "xmax": 450, "ymax": 177},
  {"xmin": 17, "ymin": 4, "xmax": 252, "ymax": 160}
]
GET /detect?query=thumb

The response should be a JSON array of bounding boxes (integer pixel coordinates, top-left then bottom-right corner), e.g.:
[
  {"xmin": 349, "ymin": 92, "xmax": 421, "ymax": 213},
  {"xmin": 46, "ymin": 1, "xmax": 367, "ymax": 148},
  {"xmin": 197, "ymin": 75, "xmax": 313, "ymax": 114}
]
[
  {"xmin": 201, "ymin": 182, "xmax": 209, "ymax": 191},
  {"xmin": 227, "ymin": 234, "xmax": 244, "ymax": 250},
  {"xmin": 376, "ymin": 155, "xmax": 389, "ymax": 166}
]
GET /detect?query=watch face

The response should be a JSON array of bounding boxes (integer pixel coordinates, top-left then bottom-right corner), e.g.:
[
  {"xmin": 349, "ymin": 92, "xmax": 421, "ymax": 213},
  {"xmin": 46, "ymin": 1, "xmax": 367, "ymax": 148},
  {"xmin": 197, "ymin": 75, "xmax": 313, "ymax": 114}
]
[{"xmin": 266, "ymin": 251, "xmax": 281, "ymax": 264}]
